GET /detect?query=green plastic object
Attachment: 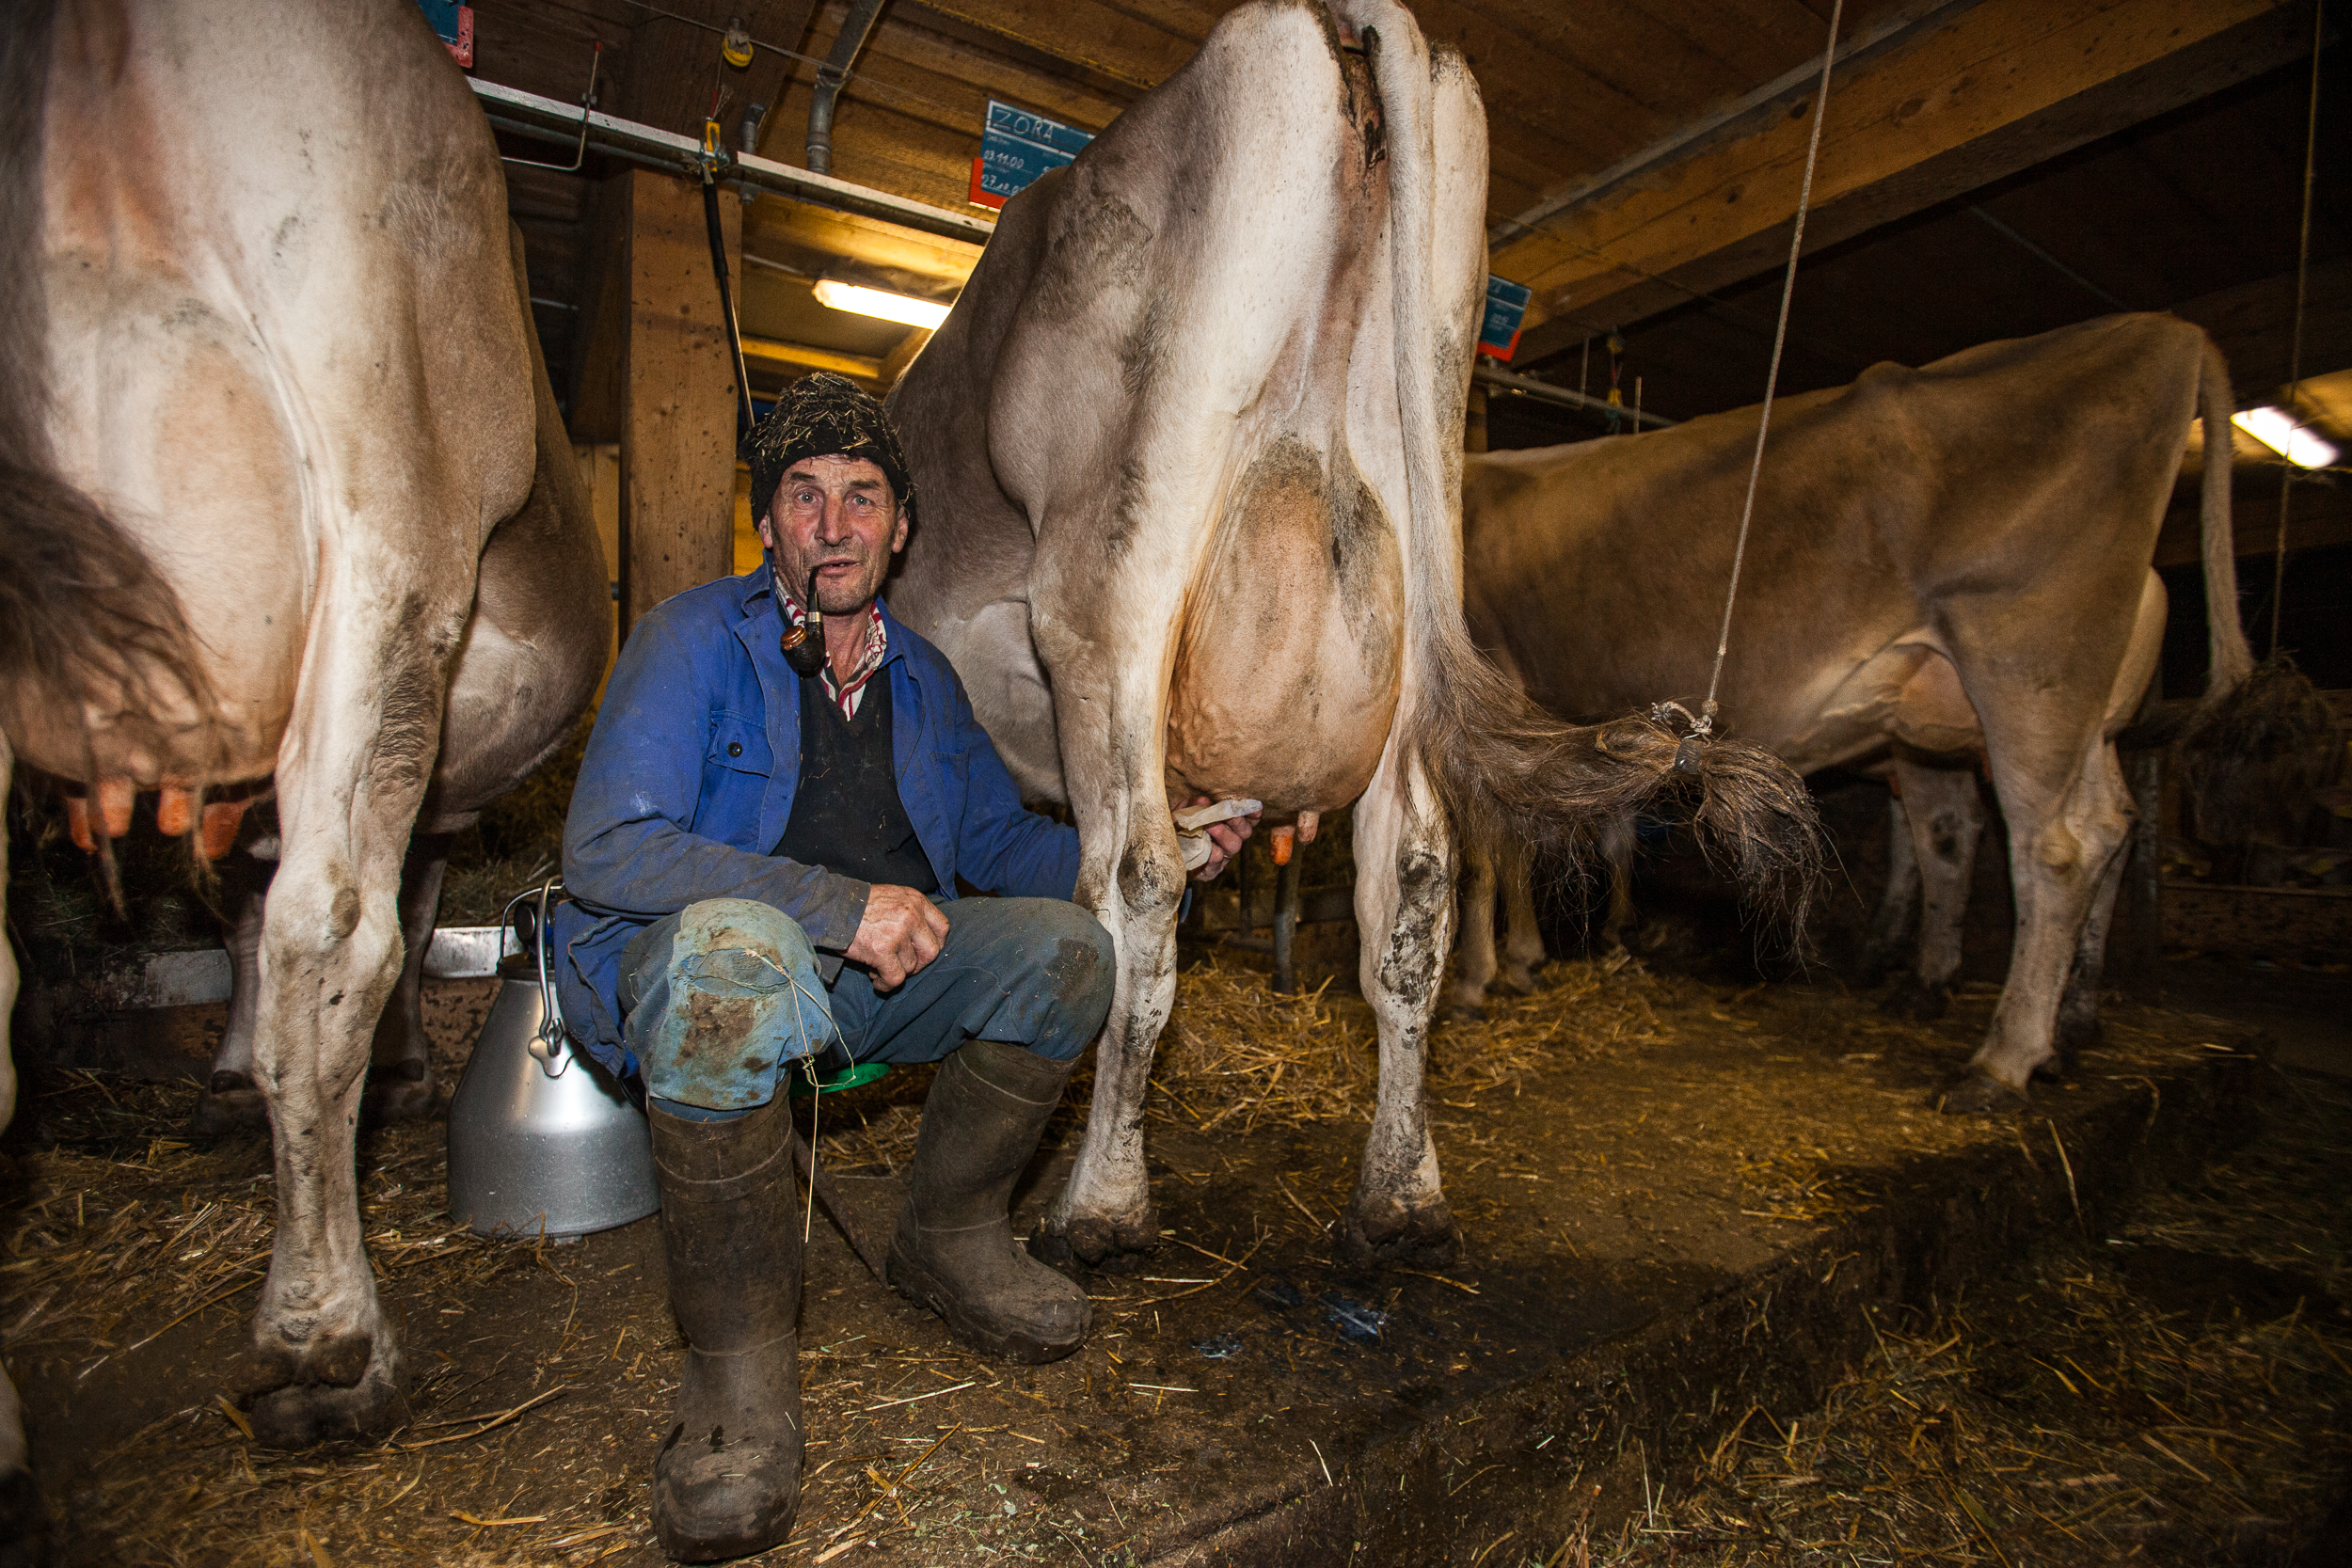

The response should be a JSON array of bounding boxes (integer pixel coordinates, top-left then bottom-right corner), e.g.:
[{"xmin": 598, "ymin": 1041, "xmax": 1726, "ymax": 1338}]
[{"xmin": 788, "ymin": 1060, "xmax": 891, "ymax": 1098}]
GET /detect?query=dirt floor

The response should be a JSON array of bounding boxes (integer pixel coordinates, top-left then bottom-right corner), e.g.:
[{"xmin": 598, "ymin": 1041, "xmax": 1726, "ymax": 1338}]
[{"xmin": 5, "ymin": 944, "xmax": 2343, "ymax": 1566}]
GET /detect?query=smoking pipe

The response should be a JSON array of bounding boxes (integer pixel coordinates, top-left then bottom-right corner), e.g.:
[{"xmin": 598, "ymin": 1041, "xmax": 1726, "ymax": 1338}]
[{"xmin": 779, "ymin": 564, "xmax": 829, "ymax": 677}]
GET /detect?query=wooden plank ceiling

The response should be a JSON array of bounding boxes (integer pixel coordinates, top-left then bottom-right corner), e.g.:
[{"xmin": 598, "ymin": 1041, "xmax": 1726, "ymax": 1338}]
[
  {"xmin": 467, "ymin": 0, "xmax": 2341, "ymax": 458},
  {"xmin": 474, "ymin": 0, "xmax": 1914, "ymax": 401}
]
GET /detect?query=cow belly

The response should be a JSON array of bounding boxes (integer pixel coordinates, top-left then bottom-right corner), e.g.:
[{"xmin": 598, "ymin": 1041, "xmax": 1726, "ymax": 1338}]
[
  {"xmin": 1775, "ymin": 641, "xmax": 1983, "ymax": 772},
  {"xmin": 1164, "ymin": 438, "xmax": 1404, "ymax": 812}
]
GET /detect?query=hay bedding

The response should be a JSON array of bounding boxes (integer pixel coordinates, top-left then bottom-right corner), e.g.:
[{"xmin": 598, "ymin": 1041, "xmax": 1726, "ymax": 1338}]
[
  {"xmin": 1143, "ymin": 953, "xmax": 1670, "ymax": 1136},
  {"xmin": 1541, "ymin": 1071, "xmax": 2352, "ymax": 1567},
  {"xmin": 4, "ymin": 958, "xmax": 2342, "ymax": 1563}
]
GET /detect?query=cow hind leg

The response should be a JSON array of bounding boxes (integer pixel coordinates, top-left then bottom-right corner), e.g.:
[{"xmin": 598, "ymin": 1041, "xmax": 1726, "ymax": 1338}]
[
  {"xmin": 1498, "ymin": 840, "xmax": 1546, "ymax": 991},
  {"xmin": 191, "ymin": 874, "xmax": 271, "ymax": 1139},
  {"xmin": 1030, "ymin": 642, "xmax": 1191, "ymax": 1267},
  {"xmin": 1855, "ymin": 791, "xmax": 1919, "ymax": 987},
  {"xmin": 362, "ymin": 832, "xmax": 453, "ymax": 1125},
  {"xmin": 1594, "ymin": 816, "xmax": 1637, "ymax": 957},
  {"xmin": 0, "ymin": 731, "xmax": 40, "ymax": 1544},
  {"xmin": 1947, "ymin": 739, "xmax": 2132, "ymax": 1113},
  {"xmin": 1034, "ymin": 797, "xmax": 1184, "ymax": 1266},
  {"xmin": 1882, "ymin": 762, "xmax": 1982, "ymax": 1022},
  {"xmin": 237, "ymin": 600, "xmax": 464, "ymax": 1447},
  {"xmin": 2050, "ymin": 842, "xmax": 2127, "ymax": 1073},
  {"xmin": 1448, "ymin": 840, "xmax": 1500, "ymax": 1021},
  {"xmin": 1340, "ymin": 736, "xmax": 1461, "ymax": 1268}
]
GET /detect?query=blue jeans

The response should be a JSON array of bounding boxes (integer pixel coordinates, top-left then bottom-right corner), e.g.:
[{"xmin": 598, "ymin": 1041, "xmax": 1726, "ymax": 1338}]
[{"xmin": 617, "ymin": 895, "xmax": 1114, "ymax": 1119}]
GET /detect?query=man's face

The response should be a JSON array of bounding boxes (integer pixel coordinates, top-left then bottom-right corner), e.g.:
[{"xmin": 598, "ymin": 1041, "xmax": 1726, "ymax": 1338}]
[{"xmin": 757, "ymin": 454, "xmax": 909, "ymax": 616}]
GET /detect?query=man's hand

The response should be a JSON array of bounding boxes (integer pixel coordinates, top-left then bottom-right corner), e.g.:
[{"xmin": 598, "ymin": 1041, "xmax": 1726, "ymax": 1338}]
[
  {"xmin": 1184, "ymin": 796, "xmax": 1261, "ymax": 882},
  {"xmin": 845, "ymin": 884, "xmax": 949, "ymax": 990}
]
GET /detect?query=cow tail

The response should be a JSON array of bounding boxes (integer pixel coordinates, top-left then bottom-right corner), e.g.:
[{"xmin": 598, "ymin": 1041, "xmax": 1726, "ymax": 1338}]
[
  {"xmin": 0, "ymin": 1, "xmax": 215, "ymax": 827},
  {"xmin": 2171, "ymin": 332, "xmax": 2334, "ymax": 845},
  {"xmin": 1356, "ymin": 3, "xmax": 1822, "ymax": 918},
  {"xmin": 2194, "ymin": 336, "xmax": 2255, "ymax": 699}
]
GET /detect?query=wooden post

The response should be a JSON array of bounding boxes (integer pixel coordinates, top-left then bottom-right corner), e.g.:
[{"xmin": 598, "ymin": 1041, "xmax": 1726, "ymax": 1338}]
[{"xmin": 613, "ymin": 167, "xmax": 742, "ymax": 636}]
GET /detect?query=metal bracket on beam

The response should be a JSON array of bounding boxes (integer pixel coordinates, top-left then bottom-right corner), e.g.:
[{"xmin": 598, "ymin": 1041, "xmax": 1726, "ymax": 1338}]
[{"xmin": 470, "ymin": 78, "xmax": 994, "ymax": 248}]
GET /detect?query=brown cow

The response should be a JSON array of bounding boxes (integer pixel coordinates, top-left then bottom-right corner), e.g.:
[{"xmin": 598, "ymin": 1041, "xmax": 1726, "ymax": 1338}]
[
  {"xmin": 0, "ymin": 0, "xmax": 608, "ymax": 1509},
  {"xmin": 887, "ymin": 0, "xmax": 1818, "ymax": 1271},
  {"xmin": 1455, "ymin": 314, "xmax": 2251, "ymax": 1108}
]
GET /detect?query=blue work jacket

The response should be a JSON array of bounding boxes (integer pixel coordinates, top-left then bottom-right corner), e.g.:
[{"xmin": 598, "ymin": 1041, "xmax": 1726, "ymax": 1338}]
[{"xmin": 552, "ymin": 565, "xmax": 1081, "ymax": 1075}]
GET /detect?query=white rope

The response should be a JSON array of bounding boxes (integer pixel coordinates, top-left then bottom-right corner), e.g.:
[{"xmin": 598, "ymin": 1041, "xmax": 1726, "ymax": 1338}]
[
  {"xmin": 1684, "ymin": 0, "xmax": 1846, "ymax": 737},
  {"xmin": 2270, "ymin": 0, "xmax": 2324, "ymax": 659},
  {"xmin": 784, "ymin": 973, "xmax": 831, "ymax": 1243}
]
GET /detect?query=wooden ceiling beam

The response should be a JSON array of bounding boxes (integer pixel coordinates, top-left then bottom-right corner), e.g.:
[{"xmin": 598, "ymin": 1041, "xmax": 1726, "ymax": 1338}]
[
  {"xmin": 620, "ymin": 0, "xmax": 822, "ymax": 140},
  {"xmin": 2173, "ymin": 256, "xmax": 2352, "ymax": 403},
  {"xmin": 474, "ymin": 0, "xmax": 633, "ymax": 106},
  {"xmin": 1502, "ymin": 0, "xmax": 2316, "ymax": 362},
  {"xmin": 743, "ymin": 335, "xmax": 887, "ymax": 378},
  {"xmin": 905, "ymin": 0, "xmax": 1196, "ymax": 89}
]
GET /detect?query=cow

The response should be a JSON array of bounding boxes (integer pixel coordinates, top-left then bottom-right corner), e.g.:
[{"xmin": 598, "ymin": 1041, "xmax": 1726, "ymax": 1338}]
[
  {"xmin": 0, "ymin": 0, "xmax": 608, "ymax": 1512},
  {"xmin": 885, "ymin": 0, "xmax": 1819, "ymax": 1272},
  {"xmin": 1451, "ymin": 314, "xmax": 2254, "ymax": 1110}
]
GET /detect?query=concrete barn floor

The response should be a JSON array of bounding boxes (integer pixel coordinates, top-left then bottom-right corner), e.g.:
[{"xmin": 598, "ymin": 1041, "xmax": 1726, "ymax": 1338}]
[{"xmin": 0, "ymin": 960, "xmax": 2330, "ymax": 1566}]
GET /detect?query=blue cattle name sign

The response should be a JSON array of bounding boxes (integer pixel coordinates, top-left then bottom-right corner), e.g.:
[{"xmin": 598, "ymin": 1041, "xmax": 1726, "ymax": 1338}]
[
  {"xmin": 1480, "ymin": 276, "xmax": 1532, "ymax": 361},
  {"xmin": 971, "ymin": 100, "xmax": 1094, "ymax": 210}
]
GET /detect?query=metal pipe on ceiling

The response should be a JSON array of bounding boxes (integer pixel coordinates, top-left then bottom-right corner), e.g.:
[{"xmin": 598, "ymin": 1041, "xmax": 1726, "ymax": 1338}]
[
  {"xmin": 1487, "ymin": 0, "xmax": 1979, "ymax": 248},
  {"xmin": 470, "ymin": 78, "xmax": 994, "ymax": 248},
  {"xmin": 1474, "ymin": 364, "xmax": 1678, "ymax": 427},
  {"xmin": 805, "ymin": 0, "xmax": 890, "ymax": 178}
]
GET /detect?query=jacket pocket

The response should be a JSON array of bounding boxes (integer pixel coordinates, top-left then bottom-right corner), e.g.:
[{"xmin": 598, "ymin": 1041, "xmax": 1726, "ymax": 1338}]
[{"xmin": 707, "ymin": 711, "xmax": 773, "ymax": 777}]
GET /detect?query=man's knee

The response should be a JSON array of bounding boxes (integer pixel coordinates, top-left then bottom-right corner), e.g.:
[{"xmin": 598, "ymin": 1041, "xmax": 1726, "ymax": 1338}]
[
  {"xmin": 675, "ymin": 898, "xmax": 818, "ymax": 969},
  {"xmin": 628, "ymin": 898, "xmax": 834, "ymax": 1111}
]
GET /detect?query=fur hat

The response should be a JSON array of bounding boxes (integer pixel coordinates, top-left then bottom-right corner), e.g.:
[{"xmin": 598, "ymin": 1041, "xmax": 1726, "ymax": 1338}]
[{"xmin": 744, "ymin": 372, "xmax": 917, "ymax": 528}]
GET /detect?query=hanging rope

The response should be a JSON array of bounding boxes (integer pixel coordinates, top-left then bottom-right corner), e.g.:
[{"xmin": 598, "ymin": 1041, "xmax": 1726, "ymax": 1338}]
[
  {"xmin": 1657, "ymin": 0, "xmax": 1845, "ymax": 751},
  {"xmin": 2269, "ymin": 0, "xmax": 2325, "ymax": 658}
]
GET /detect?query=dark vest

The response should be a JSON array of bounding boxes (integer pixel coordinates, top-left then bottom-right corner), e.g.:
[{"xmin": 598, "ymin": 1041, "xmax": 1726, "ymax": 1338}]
[{"xmin": 773, "ymin": 673, "xmax": 936, "ymax": 894}]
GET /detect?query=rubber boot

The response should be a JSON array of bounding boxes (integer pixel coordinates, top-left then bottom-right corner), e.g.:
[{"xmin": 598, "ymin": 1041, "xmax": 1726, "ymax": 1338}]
[
  {"xmin": 887, "ymin": 1040, "xmax": 1090, "ymax": 1364},
  {"xmin": 649, "ymin": 1095, "xmax": 803, "ymax": 1562}
]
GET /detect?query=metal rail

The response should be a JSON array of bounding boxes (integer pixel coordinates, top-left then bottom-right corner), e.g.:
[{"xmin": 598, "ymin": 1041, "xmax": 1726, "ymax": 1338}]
[
  {"xmin": 1474, "ymin": 364, "xmax": 1679, "ymax": 427},
  {"xmin": 470, "ymin": 79, "xmax": 996, "ymax": 248}
]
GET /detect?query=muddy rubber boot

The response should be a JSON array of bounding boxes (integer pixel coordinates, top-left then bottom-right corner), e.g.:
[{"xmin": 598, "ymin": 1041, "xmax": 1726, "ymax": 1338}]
[
  {"xmin": 887, "ymin": 1040, "xmax": 1090, "ymax": 1364},
  {"xmin": 649, "ymin": 1095, "xmax": 803, "ymax": 1562}
]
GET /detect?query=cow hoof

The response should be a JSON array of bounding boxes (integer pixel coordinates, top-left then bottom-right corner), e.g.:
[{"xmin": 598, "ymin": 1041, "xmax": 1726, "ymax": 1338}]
[
  {"xmin": 1937, "ymin": 1073, "xmax": 2028, "ymax": 1116},
  {"xmin": 0, "ymin": 1467, "xmax": 47, "ymax": 1568},
  {"xmin": 1880, "ymin": 974, "xmax": 1950, "ymax": 1022},
  {"xmin": 1031, "ymin": 1207, "xmax": 1159, "ymax": 1270},
  {"xmin": 189, "ymin": 1071, "xmax": 271, "ymax": 1142},
  {"xmin": 361, "ymin": 1061, "xmax": 437, "ymax": 1127},
  {"xmin": 1493, "ymin": 967, "xmax": 1538, "ymax": 998},
  {"xmin": 1851, "ymin": 949, "xmax": 1898, "ymax": 990},
  {"xmin": 239, "ymin": 1331, "xmax": 409, "ymax": 1449},
  {"xmin": 2054, "ymin": 1013, "xmax": 2103, "ymax": 1061},
  {"xmin": 1444, "ymin": 997, "xmax": 1486, "ymax": 1024},
  {"xmin": 1335, "ymin": 1198, "xmax": 1462, "ymax": 1271}
]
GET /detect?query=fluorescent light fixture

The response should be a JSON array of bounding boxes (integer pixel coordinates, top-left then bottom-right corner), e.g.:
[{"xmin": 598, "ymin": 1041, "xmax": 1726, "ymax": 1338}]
[
  {"xmin": 2232, "ymin": 405, "xmax": 2339, "ymax": 470},
  {"xmin": 812, "ymin": 278, "xmax": 951, "ymax": 331}
]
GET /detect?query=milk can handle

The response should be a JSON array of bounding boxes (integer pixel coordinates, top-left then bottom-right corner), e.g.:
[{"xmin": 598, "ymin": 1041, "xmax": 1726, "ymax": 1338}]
[{"xmin": 522, "ymin": 878, "xmax": 571, "ymax": 1080}]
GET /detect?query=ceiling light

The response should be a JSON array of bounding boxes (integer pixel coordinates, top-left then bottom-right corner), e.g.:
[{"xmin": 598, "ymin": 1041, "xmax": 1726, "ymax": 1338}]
[
  {"xmin": 2232, "ymin": 406, "xmax": 2338, "ymax": 470},
  {"xmin": 812, "ymin": 278, "xmax": 951, "ymax": 331}
]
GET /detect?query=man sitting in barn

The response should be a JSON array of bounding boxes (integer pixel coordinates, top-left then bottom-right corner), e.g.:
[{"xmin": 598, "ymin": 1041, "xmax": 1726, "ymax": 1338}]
[{"xmin": 551, "ymin": 372, "xmax": 1252, "ymax": 1560}]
